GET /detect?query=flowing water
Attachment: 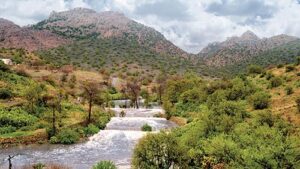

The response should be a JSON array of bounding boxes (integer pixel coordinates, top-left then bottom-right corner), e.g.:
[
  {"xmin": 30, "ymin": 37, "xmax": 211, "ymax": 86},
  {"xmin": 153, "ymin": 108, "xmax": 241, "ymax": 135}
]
[{"xmin": 0, "ymin": 108, "xmax": 176, "ymax": 169}]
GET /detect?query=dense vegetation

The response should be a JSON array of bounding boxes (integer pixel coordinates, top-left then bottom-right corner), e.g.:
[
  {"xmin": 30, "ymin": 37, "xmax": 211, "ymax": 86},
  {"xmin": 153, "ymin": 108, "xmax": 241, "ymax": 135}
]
[
  {"xmin": 133, "ymin": 65, "xmax": 300, "ymax": 168},
  {"xmin": 36, "ymin": 37, "xmax": 216, "ymax": 78},
  {"xmin": 0, "ymin": 59, "xmax": 114, "ymax": 144},
  {"xmin": 217, "ymin": 40, "xmax": 300, "ymax": 75}
]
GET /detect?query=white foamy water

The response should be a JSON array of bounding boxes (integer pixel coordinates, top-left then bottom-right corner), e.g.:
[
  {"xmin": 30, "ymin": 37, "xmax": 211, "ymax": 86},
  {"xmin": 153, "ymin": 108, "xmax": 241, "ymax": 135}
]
[{"xmin": 0, "ymin": 108, "xmax": 176, "ymax": 169}]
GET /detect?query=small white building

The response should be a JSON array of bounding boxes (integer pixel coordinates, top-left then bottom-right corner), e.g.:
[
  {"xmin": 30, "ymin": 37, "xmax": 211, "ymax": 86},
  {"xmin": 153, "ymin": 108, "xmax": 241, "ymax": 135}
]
[{"xmin": 0, "ymin": 58, "xmax": 13, "ymax": 65}]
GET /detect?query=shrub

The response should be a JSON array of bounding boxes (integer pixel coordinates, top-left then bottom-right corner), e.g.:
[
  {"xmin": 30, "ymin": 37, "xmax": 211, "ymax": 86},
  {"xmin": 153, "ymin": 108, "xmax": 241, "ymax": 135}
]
[
  {"xmin": 56, "ymin": 129, "xmax": 80, "ymax": 144},
  {"xmin": 0, "ymin": 126, "xmax": 16, "ymax": 134},
  {"xmin": 296, "ymin": 97, "xmax": 300, "ymax": 113},
  {"xmin": 297, "ymin": 57, "xmax": 300, "ymax": 65},
  {"xmin": 0, "ymin": 108, "xmax": 37, "ymax": 128},
  {"xmin": 141, "ymin": 124, "xmax": 152, "ymax": 131},
  {"xmin": 249, "ymin": 92, "xmax": 270, "ymax": 110},
  {"xmin": 0, "ymin": 88, "xmax": 13, "ymax": 99},
  {"xmin": 49, "ymin": 136, "xmax": 58, "ymax": 144},
  {"xmin": 0, "ymin": 60, "xmax": 9, "ymax": 72},
  {"xmin": 119, "ymin": 110, "xmax": 126, "ymax": 117},
  {"xmin": 92, "ymin": 161, "xmax": 117, "ymax": 169},
  {"xmin": 46, "ymin": 127, "xmax": 56, "ymax": 139},
  {"xmin": 132, "ymin": 132, "xmax": 186, "ymax": 169},
  {"xmin": 286, "ymin": 65, "xmax": 295, "ymax": 72},
  {"xmin": 15, "ymin": 68, "xmax": 30, "ymax": 77},
  {"xmin": 277, "ymin": 64, "xmax": 284, "ymax": 68},
  {"xmin": 265, "ymin": 73, "xmax": 274, "ymax": 80},
  {"xmin": 33, "ymin": 163, "xmax": 45, "ymax": 169},
  {"xmin": 247, "ymin": 65, "xmax": 264, "ymax": 74},
  {"xmin": 285, "ymin": 86, "xmax": 294, "ymax": 95},
  {"xmin": 253, "ymin": 110, "xmax": 275, "ymax": 127},
  {"xmin": 270, "ymin": 77, "xmax": 283, "ymax": 88},
  {"xmin": 83, "ymin": 124, "xmax": 100, "ymax": 136},
  {"xmin": 93, "ymin": 111, "xmax": 111, "ymax": 129}
]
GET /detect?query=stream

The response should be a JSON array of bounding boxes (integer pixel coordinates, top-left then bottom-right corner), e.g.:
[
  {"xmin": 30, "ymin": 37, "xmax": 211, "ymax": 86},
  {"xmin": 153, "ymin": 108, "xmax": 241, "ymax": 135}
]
[{"xmin": 0, "ymin": 108, "xmax": 176, "ymax": 169}]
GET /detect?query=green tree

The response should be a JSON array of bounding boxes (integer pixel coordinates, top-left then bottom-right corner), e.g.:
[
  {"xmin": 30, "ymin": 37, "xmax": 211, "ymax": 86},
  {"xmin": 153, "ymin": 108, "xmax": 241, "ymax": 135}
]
[
  {"xmin": 140, "ymin": 89, "xmax": 150, "ymax": 108},
  {"xmin": 24, "ymin": 83, "xmax": 46, "ymax": 114},
  {"xmin": 82, "ymin": 81, "xmax": 101, "ymax": 124},
  {"xmin": 125, "ymin": 80, "xmax": 141, "ymax": 109},
  {"xmin": 132, "ymin": 132, "xmax": 187, "ymax": 169},
  {"xmin": 249, "ymin": 92, "xmax": 270, "ymax": 110}
]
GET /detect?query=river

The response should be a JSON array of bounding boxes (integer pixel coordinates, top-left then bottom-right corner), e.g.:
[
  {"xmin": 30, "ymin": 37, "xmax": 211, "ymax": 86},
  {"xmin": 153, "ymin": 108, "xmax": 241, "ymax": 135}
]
[{"xmin": 0, "ymin": 108, "xmax": 176, "ymax": 169}]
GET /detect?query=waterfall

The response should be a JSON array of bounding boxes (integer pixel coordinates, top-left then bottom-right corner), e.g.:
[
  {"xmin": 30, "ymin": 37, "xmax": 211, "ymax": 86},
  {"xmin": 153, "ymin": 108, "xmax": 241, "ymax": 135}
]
[{"xmin": 0, "ymin": 108, "xmax": 176, "ymax": 169}]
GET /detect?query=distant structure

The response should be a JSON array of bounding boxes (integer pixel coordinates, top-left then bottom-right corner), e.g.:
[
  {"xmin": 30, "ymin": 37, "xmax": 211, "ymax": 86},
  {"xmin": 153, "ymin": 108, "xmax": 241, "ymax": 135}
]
[{"xmin": 0, "ymin": 58, "xmax": 13, "ymax": 65}]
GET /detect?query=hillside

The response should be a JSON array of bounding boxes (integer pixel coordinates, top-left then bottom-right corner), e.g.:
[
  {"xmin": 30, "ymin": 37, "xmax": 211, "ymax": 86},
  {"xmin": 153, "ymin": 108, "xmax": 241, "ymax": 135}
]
[
  {"xmin": 131, "ymin": 62, "xmax": 300, "ymax": 169},
  {"xmin": 198, "ymin": 31, "xmax": 300, "ymax": 75},
  {"xmin": 0, "ymin": 18, "xmax": 69, "ymax": 51},
  {"xmin": 32, "ymin": 8, "xmax": 188, "ymax": 58},
  {"xmin": 26, "ymin": 8, "xmax": 215, "ymax": 77}
]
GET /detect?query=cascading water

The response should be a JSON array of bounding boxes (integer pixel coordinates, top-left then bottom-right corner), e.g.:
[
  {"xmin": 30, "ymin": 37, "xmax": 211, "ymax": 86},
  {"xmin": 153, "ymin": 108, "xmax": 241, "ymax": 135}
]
[{"xmin": 0, "ymin": 108, "xmax": 176, "ymax": 169}]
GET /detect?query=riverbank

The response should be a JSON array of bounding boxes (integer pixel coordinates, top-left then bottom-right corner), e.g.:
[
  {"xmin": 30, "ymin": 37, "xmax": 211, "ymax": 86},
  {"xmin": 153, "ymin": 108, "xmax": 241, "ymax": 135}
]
[
  {"xmin": 0, "ymin": 108, "xmax": 176, "ymax": 169},
  {"xmin": 0, "ymin": 129, "xmax": 47, "ymax": 148}
]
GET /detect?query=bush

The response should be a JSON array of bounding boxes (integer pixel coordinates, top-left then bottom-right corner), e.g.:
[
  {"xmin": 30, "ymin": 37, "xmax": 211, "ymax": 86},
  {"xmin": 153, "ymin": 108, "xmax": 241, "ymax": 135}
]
[
  {"xmin": 285, "ymin": 86, "xmax": 294, "ymax": 95},
  {"xmin": 247, "ymin": 65, "xmax": 264, "ymax": 74},
  {"xmin": 0, "ymin": 108, "xmax": 37, "ymax": 128},
  {"xmin": 253, "ymin": 110, "xmax": 275, "ymax": 127},
  {"xmin": 141, "ymin": 124, "xmax": 152, "ymax": 131},
  {"xmin": 56, "ymin": 129, "xmax": 80, "ymax": 144},
  {"xmin": 15, "ymin": 68, "xmax": 30, "ymax": 77},
  {"xmin": 296, "ymin": 97, "xmax": 300, "ymax": 113},
  {"xmin": 46, "ymin": 127, "xmax": 56, "ymax": 139},
  {"xmin": 249, "ymin": 92, "xmax": 270, "ymax": 110},
  {"xmin": 83, "ymin": 124, "xmax": 100, "ymax": 136},
  {"xmin": 265, "ymin": 73, "xmax": 274, "ymax": 80},
  {"xmin": 132, "ymin": 132, "xmax": 186, "ymax": 169},
  {"xmin": 0, "ymin": 60, "xmax": 9, "ymax": 72},
  {"xmin": 0, "ymin": 88, "xmax": 13, "ymax": 99},
  {"xmin": 92, "ymin": 161, "xmax": 117, "ymax": 169},
  {"xmin": 286, "ymin": 65, "xmax": 295, "ymax": 72},
  {"xmin": 0, "ymin": 126, "xmax": 16, "ymax": 134},
  {"xmin": 270, "ymin": 77, "xmax": 283, "ymax": 88},
  {"xmin": 119, "ymin": 110, "xmax": 126, "ymax": 117},
  {"xmin": 33, "ymin": 163, "xmax": 45, "ymax": 169},
  {"xmin": 296, "ymin": 57, "xmax": 300, "ymax": 65},
  {"xmin": 93, "ymin": 111, "xmax": 111, "ymax": 129},
  {"xmin": 277, "ymin": 64, "xmax": 284, "ymax": 68},
  {"xmin": 49, "ymin": 136, "xmax": 58, "ymax": 144}
]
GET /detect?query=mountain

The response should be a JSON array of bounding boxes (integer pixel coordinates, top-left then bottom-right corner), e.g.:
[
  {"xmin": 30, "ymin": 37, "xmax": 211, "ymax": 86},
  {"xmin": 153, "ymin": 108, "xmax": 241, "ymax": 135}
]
[
  {"xmin": 199, "ymin": 31, "xmax": 299, "ymax": 68},
  {"xmin": 27, "ymin": 8, "xmax": 208, "ymax": 77},
  {"xmin": 32, "ymin": 8, "xmax": 188, "ymax": 58},
  {"xmin": 0, "ymin": 18, "xmax": 69, "ymax": 51}
]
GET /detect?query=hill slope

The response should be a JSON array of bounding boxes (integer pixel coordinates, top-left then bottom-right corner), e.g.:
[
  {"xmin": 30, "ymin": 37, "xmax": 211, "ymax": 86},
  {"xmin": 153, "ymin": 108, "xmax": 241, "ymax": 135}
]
[
  {"xmin": 0, "ymin": 18, "xmax": 69, "ymax": 51},
  {"xmin": 32, "ymin": 8, "xmax": 188, "ymax": 58},
  {"xmin": 32, "ymin": 8, "xmax": 214, "ymax": 77},
  {"xmin": 198, "ymin": 31, "xmax": 300, "ymax": 75}
]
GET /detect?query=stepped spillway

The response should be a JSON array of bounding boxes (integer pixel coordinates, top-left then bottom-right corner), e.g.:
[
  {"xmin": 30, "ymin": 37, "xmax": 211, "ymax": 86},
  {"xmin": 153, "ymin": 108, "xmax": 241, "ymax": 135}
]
[{"xmin": 0, "ymin": 108, "xmax": 176, "ymax": 169}]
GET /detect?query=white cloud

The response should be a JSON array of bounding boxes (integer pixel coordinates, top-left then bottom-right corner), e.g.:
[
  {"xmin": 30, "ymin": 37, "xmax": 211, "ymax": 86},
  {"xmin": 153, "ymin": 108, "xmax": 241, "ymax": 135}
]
[{"xmin": 1, "ymin": 0, "xmax": 300, "ymax": 53}]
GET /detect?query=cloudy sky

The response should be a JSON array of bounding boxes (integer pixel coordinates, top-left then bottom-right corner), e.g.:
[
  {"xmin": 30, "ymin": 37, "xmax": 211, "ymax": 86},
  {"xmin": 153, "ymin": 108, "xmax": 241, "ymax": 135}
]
[{"xmin": 1, "ymin": 0, "xmax": 300, "ymax": 53}]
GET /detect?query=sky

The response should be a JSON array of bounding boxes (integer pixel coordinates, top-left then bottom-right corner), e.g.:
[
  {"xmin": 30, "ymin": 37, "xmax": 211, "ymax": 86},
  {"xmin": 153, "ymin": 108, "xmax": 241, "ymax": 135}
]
[{"xmin": 1, "ymin": 0, "xmax": 300, "ymax": 53}]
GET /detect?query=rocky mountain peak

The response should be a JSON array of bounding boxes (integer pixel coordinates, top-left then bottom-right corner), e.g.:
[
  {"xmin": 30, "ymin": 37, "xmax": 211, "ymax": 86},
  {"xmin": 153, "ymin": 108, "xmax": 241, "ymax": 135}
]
[
  {"xmin": 240, "ymin": 30, "xmax": 260, "ymax": 41},
  {"xmin": 49, "ymin": 7, "xmax": 96, "ymax": 19}
]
